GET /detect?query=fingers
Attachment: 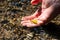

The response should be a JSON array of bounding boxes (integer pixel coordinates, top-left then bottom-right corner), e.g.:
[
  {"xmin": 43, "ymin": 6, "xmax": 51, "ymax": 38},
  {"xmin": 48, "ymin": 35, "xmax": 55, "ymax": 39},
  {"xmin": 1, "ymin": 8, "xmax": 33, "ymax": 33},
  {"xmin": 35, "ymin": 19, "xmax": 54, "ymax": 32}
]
[
  {"xmin": 21, "ymin": 16, "xmax": 29, "ymax": 20},
  {"xmin": 21, "ymin": 19, "xmax": 43, "ymax": 27},
  {"xmin": 21, "ymin": 8, "xmax": 42, "ymax": 21}
]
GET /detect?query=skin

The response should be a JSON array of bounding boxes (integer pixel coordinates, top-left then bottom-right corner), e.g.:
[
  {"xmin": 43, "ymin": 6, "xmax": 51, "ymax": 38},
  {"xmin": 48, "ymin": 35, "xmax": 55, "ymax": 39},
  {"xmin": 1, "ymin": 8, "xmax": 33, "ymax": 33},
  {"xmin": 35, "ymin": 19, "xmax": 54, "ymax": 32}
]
[{"xmin": 21, "ymin": 0, "xmax": 60, "ymax": 27}]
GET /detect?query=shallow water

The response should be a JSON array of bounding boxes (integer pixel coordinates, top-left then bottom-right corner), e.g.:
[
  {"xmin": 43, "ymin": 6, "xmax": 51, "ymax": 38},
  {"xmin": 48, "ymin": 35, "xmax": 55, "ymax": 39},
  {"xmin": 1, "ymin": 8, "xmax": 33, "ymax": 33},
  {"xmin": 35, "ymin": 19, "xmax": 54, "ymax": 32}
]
[{"xmin": 0, "ymin": 0, "xmax": 60, "ymax": 40}]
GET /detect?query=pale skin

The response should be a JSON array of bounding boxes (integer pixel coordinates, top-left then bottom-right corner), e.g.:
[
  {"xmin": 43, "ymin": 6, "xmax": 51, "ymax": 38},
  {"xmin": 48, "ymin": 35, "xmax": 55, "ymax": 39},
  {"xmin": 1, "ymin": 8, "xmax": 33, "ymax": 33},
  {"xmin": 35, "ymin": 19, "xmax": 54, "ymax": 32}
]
[{"xmin": 21, "ymin": 0, "xmax": 60, "ymax": 27}]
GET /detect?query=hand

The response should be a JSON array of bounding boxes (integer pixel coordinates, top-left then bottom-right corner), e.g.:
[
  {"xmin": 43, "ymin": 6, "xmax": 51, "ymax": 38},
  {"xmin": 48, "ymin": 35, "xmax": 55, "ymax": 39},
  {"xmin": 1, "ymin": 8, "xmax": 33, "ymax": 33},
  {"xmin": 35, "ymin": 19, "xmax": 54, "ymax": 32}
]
[
  {"xmin": 21, "ymin": 0, "xmax": 60, "ymax": 27},
  {"xmin": 21, "ymin": 6, "xmax": 54, "ymax": 27}
]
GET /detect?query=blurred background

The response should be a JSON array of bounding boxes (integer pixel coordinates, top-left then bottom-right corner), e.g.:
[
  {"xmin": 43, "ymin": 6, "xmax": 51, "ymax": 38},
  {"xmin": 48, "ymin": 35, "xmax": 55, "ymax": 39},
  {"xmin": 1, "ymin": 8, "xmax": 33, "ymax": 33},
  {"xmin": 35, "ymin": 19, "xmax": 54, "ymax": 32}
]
[{"xmin": 0, "ymin": 0, "xmax": 60, "ymax": 40}]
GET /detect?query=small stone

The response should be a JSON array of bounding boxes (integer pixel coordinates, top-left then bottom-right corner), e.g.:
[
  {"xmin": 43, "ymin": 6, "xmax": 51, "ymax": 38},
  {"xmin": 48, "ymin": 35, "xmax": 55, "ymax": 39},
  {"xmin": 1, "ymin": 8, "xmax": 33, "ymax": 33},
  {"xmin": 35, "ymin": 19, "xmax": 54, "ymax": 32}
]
[
  {"xmin": 52, "ymin": 39, "xmax": 58, "ymax": 40},
  {"xmin": 4, "ymin": 30, "xmax": 12, "ymax": 39},
  {"xmin": 13, "ymin": 18, "xmax": 17, "ymax": 21},
  {"xmin": 45, "ymin": 34, "xmax": 49, "ymax": 38},
  {"xmin": 27, "ymin": 33, "xmax": 33, "ymax": 37},
  {"xmin": 26, "ymin": 33, "xmax": 34, "ymax": 40},
  {"xmin": 1, "ymin": 20, "xmax": 9, "ymax": 24}
]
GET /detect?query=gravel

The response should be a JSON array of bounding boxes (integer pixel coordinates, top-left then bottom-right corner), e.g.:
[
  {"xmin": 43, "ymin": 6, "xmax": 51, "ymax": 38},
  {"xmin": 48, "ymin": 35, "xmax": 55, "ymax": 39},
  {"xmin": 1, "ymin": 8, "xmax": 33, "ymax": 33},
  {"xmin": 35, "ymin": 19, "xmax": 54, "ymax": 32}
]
[{"xmin": 0, "ymin": 0, "xmax": 60, "ymax": 40}]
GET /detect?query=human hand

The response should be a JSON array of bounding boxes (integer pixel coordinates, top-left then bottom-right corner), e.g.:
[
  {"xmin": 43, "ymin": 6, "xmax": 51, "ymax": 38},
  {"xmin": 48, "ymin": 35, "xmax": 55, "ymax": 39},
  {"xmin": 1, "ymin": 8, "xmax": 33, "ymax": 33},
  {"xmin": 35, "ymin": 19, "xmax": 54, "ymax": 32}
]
[
  {"xmin": 21, "ymin": 0, "xmax": 60, "ymax": 27},
  {"xmin": 21, "ymin": 6, "xmax": 54, "ymax": 27}
]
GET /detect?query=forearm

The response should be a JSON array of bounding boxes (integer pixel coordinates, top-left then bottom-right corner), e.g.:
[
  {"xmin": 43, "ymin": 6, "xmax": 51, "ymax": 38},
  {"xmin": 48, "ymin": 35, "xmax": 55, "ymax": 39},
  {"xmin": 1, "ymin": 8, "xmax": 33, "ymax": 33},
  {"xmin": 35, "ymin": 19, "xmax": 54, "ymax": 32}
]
[
  {"xmin": 45, "ymin": 2, "xmax": 60, "ymax": 18},
  {"xmin": 52, "ymin": 2, "xmax": 60, "ymax": 14},
  {"xmin": 38, "ymin": 2, "xmax": 60, "ymax": 21}
]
